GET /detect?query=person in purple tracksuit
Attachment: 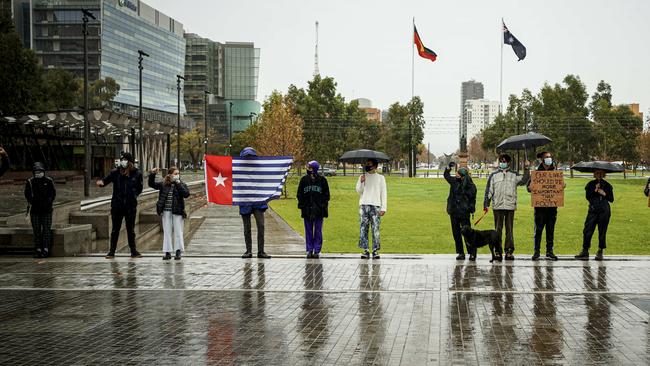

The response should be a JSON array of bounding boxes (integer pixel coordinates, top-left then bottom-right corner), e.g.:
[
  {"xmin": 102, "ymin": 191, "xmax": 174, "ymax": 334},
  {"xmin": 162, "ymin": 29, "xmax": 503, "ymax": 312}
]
[{"xmin": 297, "ymin": 161, "xmax": 330, "ymax": 258}]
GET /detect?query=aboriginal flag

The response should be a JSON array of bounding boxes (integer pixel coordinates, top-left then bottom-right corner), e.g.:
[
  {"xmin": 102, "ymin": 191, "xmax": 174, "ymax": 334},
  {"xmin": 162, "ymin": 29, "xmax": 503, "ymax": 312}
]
[{"xmin": 414, "ymin": 25, "xmax": 437, "ymax": 62}]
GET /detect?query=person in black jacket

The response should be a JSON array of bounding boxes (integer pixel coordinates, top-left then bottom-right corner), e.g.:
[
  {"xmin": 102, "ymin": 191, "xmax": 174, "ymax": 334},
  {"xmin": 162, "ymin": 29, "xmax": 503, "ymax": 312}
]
[
  {"xmin": 149, "ymin": 166, "xmax": 190, "ymax": 260},
  {"xmin": 297, "ymin": 161, "xmax": 330, "ymax": 258},
  {"xmin": 0, "ymin": 147, "xmax": 9, "ymax": 178},
  {"xmin": 576, "ymin": 169, "xmax": 614, "ymax": 261},
  {"xmin": 644, "ymin": 177, "xmax": 650, "ymax": 197},
  {"xmin": 526, "ymin": 152, "xmax": 561, "ymax": 261},
  {"xmin": 96, "ymin": 151, "xmax": 144, "ymax": 258},
  {"xmin": 444, "ymin": 162, "xmax": 477, "ymax": 261},
  {"xmin": 25, "ymin": 162, "xmax": 56, "ymax": 258}
]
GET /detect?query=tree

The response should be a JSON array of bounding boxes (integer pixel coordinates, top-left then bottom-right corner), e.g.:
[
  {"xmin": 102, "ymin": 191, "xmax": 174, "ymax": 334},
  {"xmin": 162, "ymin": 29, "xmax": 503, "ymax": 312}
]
[
  {"xmin": 171, "ymin": 126, "xmax": 218, "ymax": 170},
  {"xmin": 254, "ymin": 91, "xmax": 305, "ymax": 164},
  {"xmin": 637, "ymin": 131, "xmax": 650, "ymax": 165},
  {"xmin": 468, "ymin": 135, "xmax": 494, "ymax": 163},
  {"xmin": 88, "ymin": 77, "xmax": 120, "ymax": 107},
  {"xmin": 40, "ymin": 69, "xmax": 80, "ymax": 110},
  {"xmin": 0, "ymin": 14, "xmax": 43, "ymax": 114}
]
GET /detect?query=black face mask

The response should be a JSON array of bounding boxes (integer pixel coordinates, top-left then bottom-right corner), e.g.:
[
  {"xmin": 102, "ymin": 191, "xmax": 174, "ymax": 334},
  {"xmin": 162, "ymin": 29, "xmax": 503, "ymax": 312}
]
[{"xmin": 364, "ymin": 165, "xmax": 373, "ymax": 172}]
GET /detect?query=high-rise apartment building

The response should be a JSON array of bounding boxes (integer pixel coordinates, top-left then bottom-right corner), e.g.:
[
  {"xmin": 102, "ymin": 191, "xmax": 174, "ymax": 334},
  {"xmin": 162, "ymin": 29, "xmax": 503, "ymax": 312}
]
[
  {"xmin": 460, "ymin": 80, "xmax": 484, "ymax": 144},
  {"xmin": 463, "ymin": 99, "xmax": 500, "ymax": 143}
]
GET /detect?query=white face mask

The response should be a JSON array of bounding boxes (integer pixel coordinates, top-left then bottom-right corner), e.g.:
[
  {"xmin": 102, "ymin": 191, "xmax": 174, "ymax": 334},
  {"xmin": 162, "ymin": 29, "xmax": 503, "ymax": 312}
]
[
  {"xmin": 172, "ymin": 174, "xmax": 180, "ymax": 182},
  {"xmin": 34, "ymin": 172, "xmax": 45, "ymax": 178},
  {"xmin": 543, "ymin": 157, "xmax": 553, "ymax": 166},
  {"xmin": 119, "ymin": 160, "xmax": 128, "ymax": 168}
]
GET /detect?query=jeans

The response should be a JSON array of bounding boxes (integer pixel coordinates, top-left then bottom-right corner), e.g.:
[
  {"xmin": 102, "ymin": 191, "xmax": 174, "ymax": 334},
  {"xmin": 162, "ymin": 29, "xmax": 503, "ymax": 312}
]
[
  {"xmin": 161, "ymin": 211, "xmax": 184, "ymax": 253},
  {"xmin": 242, "ymin": 209, "xmax": 265, "ymax": 253},
  {"xmin": 304, "ymin": 218, "xmax": 324, "ymax": 253},
  {"xmin": 110, "ymin": 209, "xmax": 137, "ymax": 254},
  {"xmin": 31, "ymin": 212, "xmax": 52, "ymax": 253},
  {"xmin": 358, "ymin": 205, "xmax": 381, "ymax": 251}
]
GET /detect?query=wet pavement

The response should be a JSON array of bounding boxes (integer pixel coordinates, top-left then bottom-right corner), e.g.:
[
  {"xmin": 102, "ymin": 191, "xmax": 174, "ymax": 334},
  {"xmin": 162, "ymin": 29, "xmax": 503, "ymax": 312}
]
[{"xmin": 1, "ymin": 256, "xmax": 650, "ymax": 365}]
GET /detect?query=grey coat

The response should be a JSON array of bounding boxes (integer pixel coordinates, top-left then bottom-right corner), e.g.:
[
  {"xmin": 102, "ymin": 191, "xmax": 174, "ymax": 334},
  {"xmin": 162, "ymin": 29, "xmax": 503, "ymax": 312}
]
[{"xmin": 483, "ymin": 168, "xmax": 530, "ymax": 211}]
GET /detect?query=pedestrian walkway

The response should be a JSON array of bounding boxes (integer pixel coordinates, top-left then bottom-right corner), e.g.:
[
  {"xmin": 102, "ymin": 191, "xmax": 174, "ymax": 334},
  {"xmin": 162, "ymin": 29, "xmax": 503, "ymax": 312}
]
[
  {"xmin": 186, "ymin": 205, "xmax": 305, "ymax": 256},
  {"xmin": 0, "ymin": 256, "xmax": 649, "ymax": 365}
]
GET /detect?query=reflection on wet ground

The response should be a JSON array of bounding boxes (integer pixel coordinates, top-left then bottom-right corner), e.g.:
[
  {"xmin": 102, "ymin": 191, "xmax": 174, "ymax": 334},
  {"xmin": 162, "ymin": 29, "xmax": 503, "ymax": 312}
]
[{"xmin": 1, "ymin": 257, "xmax": 649, "ymax": 365}]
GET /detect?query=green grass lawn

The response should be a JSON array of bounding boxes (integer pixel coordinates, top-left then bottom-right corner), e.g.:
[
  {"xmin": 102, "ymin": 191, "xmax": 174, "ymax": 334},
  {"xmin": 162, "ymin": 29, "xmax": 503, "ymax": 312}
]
[{"xmin": 270, "ymin": 175, "xmax": 650, "ymax": 254}]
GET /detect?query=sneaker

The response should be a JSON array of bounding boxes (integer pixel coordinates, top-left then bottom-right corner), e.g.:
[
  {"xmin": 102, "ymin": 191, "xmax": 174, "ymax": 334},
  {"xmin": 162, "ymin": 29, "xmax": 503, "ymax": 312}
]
[
  {"xmin": 594, "ymin": 249, "xmax": 604, "ymax": 261},
  {"xmin": 241, "ymin": 252, "xmax": 253, "ymax": 259},
  {"xmin": 174, "ymin": 250, "xmax": 182, "ymax": 260},
  {"xmin": 33, "ymin": 250, "xmax": 43, "ymax": 259},
  {"xmin": 546, "ymin": 251, "xmax": 558, "ymax": 261},
  {"xmin": 456, "ymin": 253, "xmax": 466, "ymax": 260},
  {"xmin": 469, "ymin": 254, "xmax": 476, "ymax": 261},
  {"xmin": 361, "ymin": 251, "xmax": 370, "ymax": 259},
  {"xmin": 313, "ymin": 253, "xmax": 320, "ymax": 259},
  {"xmin": 505, "ymin": 252, "xmax": 515, "ymax": 261},
  {"xmin": 105, "ymin": 252, "xmax": 115, "ymax": 259},
  {"xmin": 163, "ymin": 252, "xmax": 172, "ymax": 260},
  {"xmin": 306, "ymin": 252, "xmax": 313, "ymax": 259},
  {"xmin": 130, "ymin": 251, "xmax": 142, "ymax": 258},
  {"xmin": 372, "ymin": 251, "xmax": 380, "ymax": 260},
  {"xmin": 42, "ymin": 249, "xmax": 50, "ymax": 258},
  {"xmin": 531, "ymin": 251, "xmax": 540, "ymax": 261},
  {"xmin": 257, "ymin": 252, "xmax": 271, "ymax": 259},
  {"xmin": 575, "ymin": 250, "xmax": 589, "ymax": 260}
]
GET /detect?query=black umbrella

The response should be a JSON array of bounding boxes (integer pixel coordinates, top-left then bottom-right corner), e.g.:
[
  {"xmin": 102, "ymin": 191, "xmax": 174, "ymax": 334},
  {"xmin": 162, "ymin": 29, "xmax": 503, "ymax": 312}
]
[
  {"xmin": 338, "ymin": 149, "xmax": 390, "ymax": 164},
  {"xmin": 497, "ymin": 132, "xmax": 552, "ymax": 162},
  {"xmin": 571, "ymin": 161, "xmax": 625, "ymax": 173}
]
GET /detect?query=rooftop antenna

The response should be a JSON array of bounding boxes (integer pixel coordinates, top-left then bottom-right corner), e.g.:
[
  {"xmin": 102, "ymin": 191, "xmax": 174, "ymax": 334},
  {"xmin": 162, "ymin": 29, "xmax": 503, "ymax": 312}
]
[{"xmin": 313, "ymin": 21, "xmax": 320, "ymax": 77}]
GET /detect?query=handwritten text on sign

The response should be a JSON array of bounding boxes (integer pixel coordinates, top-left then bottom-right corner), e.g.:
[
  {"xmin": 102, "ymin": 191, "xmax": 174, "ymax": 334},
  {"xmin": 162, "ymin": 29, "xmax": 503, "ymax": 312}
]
[{"xmin": 530, "ymin": 171, "xmax": 564, "ymax": 207}]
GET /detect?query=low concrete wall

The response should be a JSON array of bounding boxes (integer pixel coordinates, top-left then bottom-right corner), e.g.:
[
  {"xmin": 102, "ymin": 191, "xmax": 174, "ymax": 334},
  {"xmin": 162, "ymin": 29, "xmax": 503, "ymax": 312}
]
[{"xmin": 0, "ymin": 224, "xmax": 93, "ymax": 256}]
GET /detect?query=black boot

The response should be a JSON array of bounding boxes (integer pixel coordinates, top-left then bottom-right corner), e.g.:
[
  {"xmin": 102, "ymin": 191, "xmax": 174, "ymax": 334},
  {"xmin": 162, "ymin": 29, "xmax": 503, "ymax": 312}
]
[
  {"xmin": 174, "ymin": 249, "xmax": 182, "ymax": 260},
  {"xmin": 241, "ymin": 252, "xmax": 253, "ymax": 259},
  {"xmin": 455, "ymin": 253, "xmax": 466, "ymax": 260},
  {"xmin": 575, "ymin": 249, "xmax": 589, "ymax": 260},
  {"xmin": 257, "ymin": 252, "xmax": 271, "ymax": 259},
  {"xmin": 531, "ymin": 251, "xmax": 540, "ymax": 261},
  {"xmin": 163, "ymin": 252, "xmax": 172, "ymax": 260},
  {"xmin": 546, "ymin": 251, "xmax": 558, "ymax": 261},
  {"xmin": 130, "ymin": 250, "xmax": 142, "ymax": 258},
  {"xmin": 594, "ymin": 249, "xmax": 604, "ymax": 261}
]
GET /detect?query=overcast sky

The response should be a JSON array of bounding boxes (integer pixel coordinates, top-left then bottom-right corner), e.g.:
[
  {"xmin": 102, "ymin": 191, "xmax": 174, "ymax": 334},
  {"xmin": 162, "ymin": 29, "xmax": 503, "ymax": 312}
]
[{"xmin": 147, "ymin": 0, "xmax": 650, "ymax": 155}]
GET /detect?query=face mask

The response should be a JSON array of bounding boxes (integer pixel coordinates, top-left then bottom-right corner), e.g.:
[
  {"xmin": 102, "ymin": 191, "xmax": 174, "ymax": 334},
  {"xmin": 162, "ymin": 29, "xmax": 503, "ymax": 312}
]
[
  {"xmin": 364, "ymin": 165, "xmax": 373, "ymax": 172},
  {"xmin": 307, "ymin": 169, "xmax": 315, "ymax": 175},
  {"xmin": 499, "ymin": 162, "xmax": 508, "ymax": 170},
  {"xmin": 34, "ymin": 172, "xmax": 44, "ymax": 178},
  {"xmin": 544, "ymin": 158, "xmax": 553, "ymax": 166},
  {"xmin": 119, "ymin": 160, "xmax": 128, "ymax": 168},
  {"xmin": 172, "ymin": 174, "xmax": 180, "ymax": 182}
]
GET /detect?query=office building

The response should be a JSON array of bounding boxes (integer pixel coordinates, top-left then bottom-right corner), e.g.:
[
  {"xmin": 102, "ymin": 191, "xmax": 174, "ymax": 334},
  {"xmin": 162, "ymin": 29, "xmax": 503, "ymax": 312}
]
[
  {"xmin": 25, "ymin": 0, "xmax": 186, "ymax": 118},
  {"xmin": 460, "ymin": 80, "xmax": 484, "ymax": 144},
  {"xmin": 463, "ymin": 99, "xmax": 500, "ymax": 143},
  {"xmin": 184, "ymin": 34, "xmax": 260, "ymax": 142},
  {"xmin": 353, "ymin": 98, "xmax": 381, "ymax": 122}
]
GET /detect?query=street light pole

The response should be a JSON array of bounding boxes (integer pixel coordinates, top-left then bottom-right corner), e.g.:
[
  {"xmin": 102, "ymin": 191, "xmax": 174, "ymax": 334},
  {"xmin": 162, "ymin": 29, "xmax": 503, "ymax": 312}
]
[
  {"xmin": 228, "ymin": 102, "xmax": 234, "ymax": 156},
  {"xmin": 81, "ymin": 9, "xmax": 95, "ymax": 197},
  {"xmin": 204, "ymin": 90, "xmax": 212, "ymax": 159},
  {"xmin": 138, "ymin": 49, "xmax": 149, "ymax": 170},
  {"xmin": 176, "ymin": 75, "xmax": 184, "ymax": 167}
]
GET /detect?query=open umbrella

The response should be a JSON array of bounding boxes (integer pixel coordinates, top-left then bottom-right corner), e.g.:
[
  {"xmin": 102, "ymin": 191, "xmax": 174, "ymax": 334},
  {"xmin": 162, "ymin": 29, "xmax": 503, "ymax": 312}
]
[
  {"xmin": 571, "ymin": 161, "xmax": 625, "ymax": 173},
  {"xmin": 497, "ymin": 132, "xmax": 552, "ymax": 162},
  {"xmin": 338, "ymin": 149, "xmax": 390, "ymax": 164}
]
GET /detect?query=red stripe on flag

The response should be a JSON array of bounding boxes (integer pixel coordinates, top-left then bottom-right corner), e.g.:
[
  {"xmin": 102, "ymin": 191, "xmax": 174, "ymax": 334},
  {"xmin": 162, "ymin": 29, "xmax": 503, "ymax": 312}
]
[{"xmin": 205, "ymin": 155, "xmax": 233, "ymax": 205}]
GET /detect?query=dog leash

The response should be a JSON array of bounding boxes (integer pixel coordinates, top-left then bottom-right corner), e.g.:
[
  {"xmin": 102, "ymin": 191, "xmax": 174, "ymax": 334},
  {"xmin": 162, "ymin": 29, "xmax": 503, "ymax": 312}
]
[{"xmin": 473, "ymin": 210, "xmax": 488, "ymax": 226}]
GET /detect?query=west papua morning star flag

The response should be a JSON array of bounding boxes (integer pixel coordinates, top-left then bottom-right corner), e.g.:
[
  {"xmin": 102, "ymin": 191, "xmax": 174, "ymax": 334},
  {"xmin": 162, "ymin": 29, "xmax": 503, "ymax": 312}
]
[
  {"xmin": 503, "ymin": 20, "xmax": 526, "ymax": 61},
  {"xmin": 204, "ymin": 154, "xmax": 293, "ymax": 206}
]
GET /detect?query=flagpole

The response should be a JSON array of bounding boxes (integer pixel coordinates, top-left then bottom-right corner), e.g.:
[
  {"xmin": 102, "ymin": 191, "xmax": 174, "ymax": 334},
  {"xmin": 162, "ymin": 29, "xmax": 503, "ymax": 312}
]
[
  {"xmin": 410, "ymin": 17, "xmax": 415, "ymax": 177},
  {"xmin": 500, "ymin": 18, "xmax": 504, "ymax": 115}
]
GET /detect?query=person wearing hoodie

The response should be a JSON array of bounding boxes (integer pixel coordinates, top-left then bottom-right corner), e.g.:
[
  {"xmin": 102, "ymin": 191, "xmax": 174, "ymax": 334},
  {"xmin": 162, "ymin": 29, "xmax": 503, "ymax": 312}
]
[
  {"xmin": 356, "ymin": 158, "xmax": 387, "ymax": 259},
  {"xmin": 297, "ymin": 160, "xmax": 330, "ymax": 258},
  {"xmin": 25, "ymin": 162, "xmax": 56, "ymax": 258},
  {"xmin": 444, "ymin": 162, "xmax": 477, "ymax": 261},
  {"xmin": 96, "ymin": 151, "xmax": 144, "ymax": 259},
  {"xmin": 0, "ymin": 147, "xmax": 9, "ymax": 178},
  {"xmin": 575, "ymin": 169, "xmax": 614, "ymax": 261},
  {"xmin": 526, "ymin": 151, "xmax": 561, "ymax": 261},
  {"xmin": 483, "ymin": 153, "xmax": 530, "ymax": 260},
  {"xmin": 239, "ymin": 147, "xmax": 271, "ymax": 259},
  {"xmin": 149, "ymin": 166, "xmax": 190, "ymax": 260}
]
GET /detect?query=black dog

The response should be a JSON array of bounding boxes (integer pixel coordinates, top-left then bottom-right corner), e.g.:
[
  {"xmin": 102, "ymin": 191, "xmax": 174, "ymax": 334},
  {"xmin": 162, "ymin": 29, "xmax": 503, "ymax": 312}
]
[{"xmin": 461, "ymin": 225, "xmax": 502, "ymax": 262}]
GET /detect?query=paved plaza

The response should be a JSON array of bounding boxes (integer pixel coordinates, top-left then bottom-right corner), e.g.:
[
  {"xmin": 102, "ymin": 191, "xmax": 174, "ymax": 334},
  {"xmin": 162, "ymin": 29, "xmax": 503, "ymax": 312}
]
[{"xmin": 1, "ymin": 256, "xmax": 649, "ymax": 365}]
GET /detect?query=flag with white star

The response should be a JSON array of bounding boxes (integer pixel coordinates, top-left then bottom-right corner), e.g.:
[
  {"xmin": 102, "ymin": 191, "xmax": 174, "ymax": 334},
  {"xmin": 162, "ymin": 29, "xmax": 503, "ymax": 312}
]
[
  {"xmin": 205, "ymin": 154, "xmax": 293, "ymax": 206},
  {"xmin": 503, "ymin": 20, "xmax": 526, "ymax": 61}
]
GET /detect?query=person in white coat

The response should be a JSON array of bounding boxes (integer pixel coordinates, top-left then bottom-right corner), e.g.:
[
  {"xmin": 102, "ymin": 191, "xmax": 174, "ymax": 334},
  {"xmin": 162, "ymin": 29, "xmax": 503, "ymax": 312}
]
[{"xmin": 356, "ymin": 158, "xmax": 387, "ymax": 259}]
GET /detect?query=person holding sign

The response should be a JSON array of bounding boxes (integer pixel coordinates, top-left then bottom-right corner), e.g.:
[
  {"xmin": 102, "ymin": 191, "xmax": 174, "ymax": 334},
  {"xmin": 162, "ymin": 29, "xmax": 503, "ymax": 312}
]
[
  {"xmin": 527, "ymin": 152, "xmax": 562, "ymax": 261},
  {"xmin": 575, "ymin": 169, "xmax": 614, "ymax": 261},
  {"xmin": 444, "ymin": 162, "xmax": 477, "ymax": 260},
  {"xmin": 483, "ymin": 154, "xmax": 530, "ymax": 260}
]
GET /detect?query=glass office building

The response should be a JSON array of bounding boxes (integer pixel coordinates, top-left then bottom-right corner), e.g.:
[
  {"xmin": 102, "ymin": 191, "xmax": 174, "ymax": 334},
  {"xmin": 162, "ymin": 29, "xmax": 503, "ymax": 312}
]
[
  {"xmin": 28, "ymin": 0, "xmax": 186, "ymax": 115},
  {"xmin": 224, "ymin": 42, "xmax": 260, "ymax": 100}
]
